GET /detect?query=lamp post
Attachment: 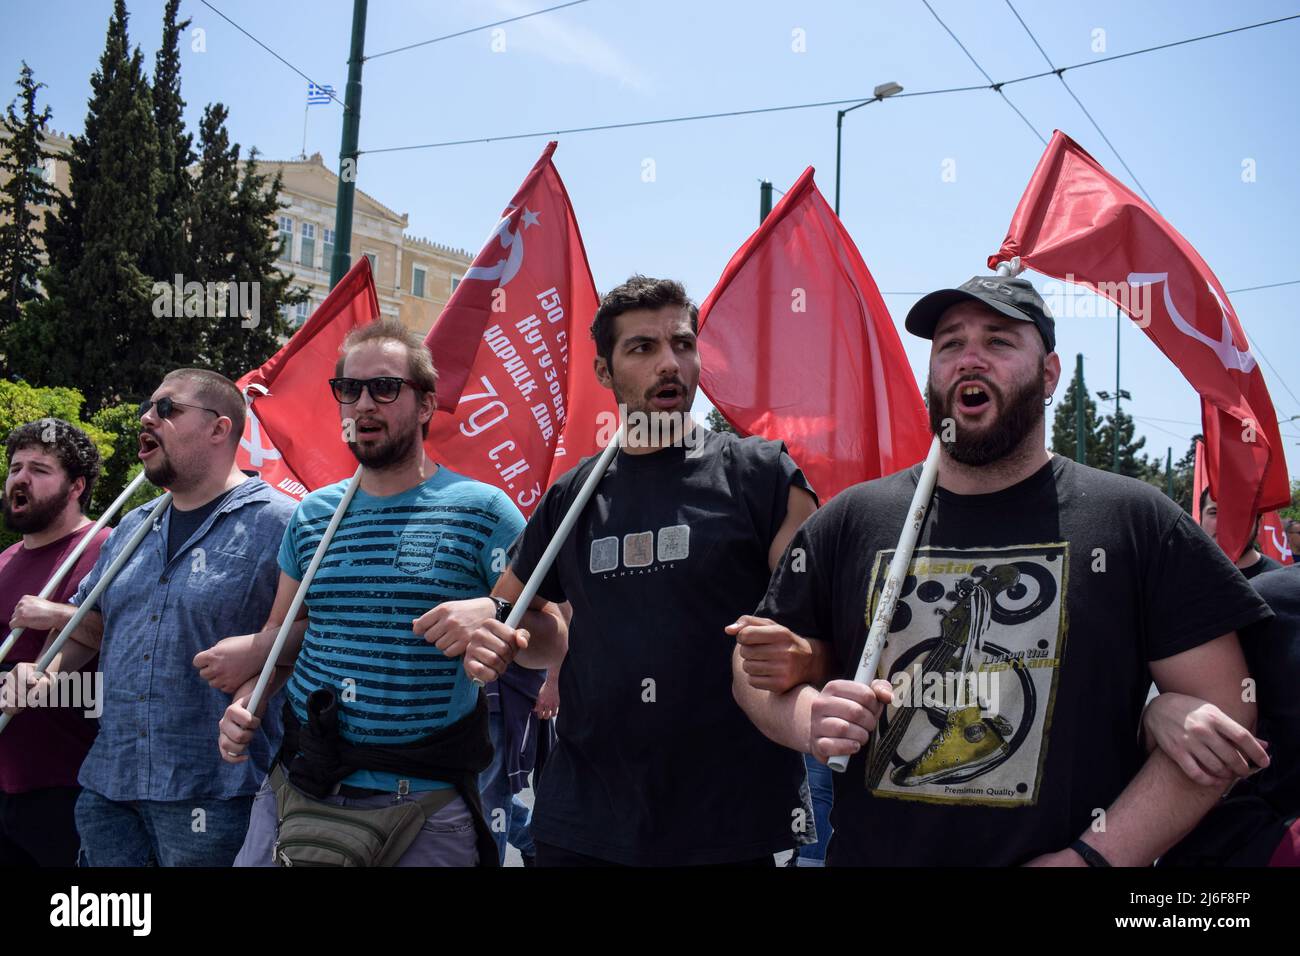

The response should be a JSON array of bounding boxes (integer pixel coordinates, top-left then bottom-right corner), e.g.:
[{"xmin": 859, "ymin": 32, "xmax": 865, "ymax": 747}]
[{"xmin": 834, "ymin": 81, "xmax": 902, "ymax": 216}]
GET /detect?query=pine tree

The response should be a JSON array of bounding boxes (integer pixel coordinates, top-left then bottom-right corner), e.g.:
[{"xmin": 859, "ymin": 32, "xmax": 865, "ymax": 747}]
[
  {"xmin": 0, "ymin": 62, "xmax": 57, "ymax": 342},
  {"xmin": 1096, "ymin": 407, "xmax": 1152, "ymax": 479},
  {"xmin": 8, "ymin": 0, "xmax": 163, "ymax": 409},
  {"xmin": 190, "ymin": 106, "xmax": 299, "ymax": 378},
  {"xmin": 1049, "ymin": 362, "xmax": 1106, "ymax": 466},
  {"xmin": 146, "ymin": 0, "xmax": 193, "ymax": 321}
]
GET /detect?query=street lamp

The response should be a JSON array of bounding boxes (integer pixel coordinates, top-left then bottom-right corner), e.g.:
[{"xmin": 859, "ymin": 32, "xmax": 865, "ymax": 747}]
[{"xmin": 834, "ymin": 81, "xmax": 903, "ymax": 216}]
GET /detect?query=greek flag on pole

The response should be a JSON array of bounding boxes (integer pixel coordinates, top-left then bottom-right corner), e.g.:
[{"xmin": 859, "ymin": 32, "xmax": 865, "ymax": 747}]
[{"xmin": 307, "ymin": 83, "xmax": 335, "ymax": 105}]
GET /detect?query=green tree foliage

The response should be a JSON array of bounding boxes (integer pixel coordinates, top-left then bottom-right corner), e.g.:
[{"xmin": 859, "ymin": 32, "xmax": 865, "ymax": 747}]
[
  {"xmin": 144, "ymin": 0, "xmax": 196, "ymax": 360},
  {"xmin": 5, "ymin": 1, "xmax": 300, "ymax": 409},
  {"xmin": 0, "ymin": 62, "xmax": 58, "ymax": 343},
  {"xmin": 190, "ymin": 108, "xmax": 299, "ymax": 378},
  {"xmin": 1049, "ymin": 362, "xmax": 1106, "ymax": 466},
  {"xmin": 1050, "ymin": 360, "xmax": 1158, "ymax": 482},
  {"xmin": 705, "ymin": 407, "xmax": 737, "ymax": 435},
  {"xmin": 8, "ymin": 0, "xmax": 163, "ymax": 410},
  {"xmin": 1096, "ymin": 407, "xmax": 1150, "ymax": 480}
]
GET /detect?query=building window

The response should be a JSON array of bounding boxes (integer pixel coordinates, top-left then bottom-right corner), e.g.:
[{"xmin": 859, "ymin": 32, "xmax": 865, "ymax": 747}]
[
  {"xmin": 278, "ymin": 216, "xmax": 293, "ymax": 260},
  {"xmin": 364, "ymin": 252, "xmax": 378, "ymax": 275},
  {"xmin": 296, "ymin": 299, "xmax": 310, "ymax": 326},
  {"xmin": 322, "ymin": 227, "xmax": 335, "ymax": 266},
  {"xmin": 450, "ymin": 275, "xmax": 461, "ymax": 295},
  {"xmin": 411, "ymin": 265, "xmax": 426, "ymax": 298},
  {"xmin": 300, "ymin": 223, "xmax": 316, "ymax": 268}
]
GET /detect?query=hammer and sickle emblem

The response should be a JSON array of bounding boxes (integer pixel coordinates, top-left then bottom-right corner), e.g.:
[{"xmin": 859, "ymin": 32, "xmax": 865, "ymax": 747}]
[
  {"xmin": 1127, "ymin": 272, "xmax": 1256, "ymax": 374},
  {"xmin": 462, "ymin": 209, "xmax": 526, "ymax": 287}
]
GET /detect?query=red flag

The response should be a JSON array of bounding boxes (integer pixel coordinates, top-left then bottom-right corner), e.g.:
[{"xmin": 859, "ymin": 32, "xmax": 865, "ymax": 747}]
[
  {"xmin": 424, "ymin": 141, "xmax": 613, "ymax": 514},
  {"xmin": 991, "ymin": 130, "xmax": 1290, "ymax": 558},
  {"xmin": 698, "ymin": 166, "xmax": 930, "ymax": 501},
  {"xmin": 233, "ymin": 382, "xmax": 310, "ymax": 501},
  {"xmin": 241, "ymin": 146, "xmax": 610, "ymax": 516},
  {"xmin": 1192, "ymin": 438, "xmax": 1291, "ymax": 564},
  {"xmin": 1258, "ymin": 511, "xmax": 1294, "ymax": 565},
  {"xmin": 241, "ymin": 257, "xmax": 380, "ymax": 491}
]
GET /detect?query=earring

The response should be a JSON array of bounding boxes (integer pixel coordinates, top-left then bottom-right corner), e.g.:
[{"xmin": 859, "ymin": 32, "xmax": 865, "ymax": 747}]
[{"xmin": 1045, "ymin": 396, "xmax": 1053, "ymax": 406}]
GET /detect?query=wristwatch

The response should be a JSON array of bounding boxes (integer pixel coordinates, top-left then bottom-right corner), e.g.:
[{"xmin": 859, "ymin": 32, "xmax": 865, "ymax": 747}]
[{"xmin": 490, "ymin": 597, "xmax": 514, "ymax": 623}]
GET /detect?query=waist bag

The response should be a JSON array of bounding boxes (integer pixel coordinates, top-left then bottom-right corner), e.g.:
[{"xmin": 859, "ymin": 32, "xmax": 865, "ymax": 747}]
[
  {"xmin": 272, "ymin": 687, "xmax": 498, "ymax": 867},
  {"xmin": 269, "ymin": 763, "xmax": 457, "ymax": 867}
]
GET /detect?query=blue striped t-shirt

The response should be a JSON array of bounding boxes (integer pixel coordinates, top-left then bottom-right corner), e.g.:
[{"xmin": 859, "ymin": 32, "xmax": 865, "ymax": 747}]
[{"xmin": 279, "ymin": 466, "xmax": 524, "ymax": 792}]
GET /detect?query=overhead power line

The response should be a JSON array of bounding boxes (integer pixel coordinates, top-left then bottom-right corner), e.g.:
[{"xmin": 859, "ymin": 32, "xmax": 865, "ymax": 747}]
[
  {"xmin": 920, "ymin": 0, "xmax": 1047, "ymax": 146},
  {"xmin": 1004, "ymin": 0, "xmax": 1158, "ymax": 208},
  {"xmin": 198, "ymin": 0, "xmax": 347, "ymax": 110},
  {"xmin": 359, "ymin": 85, "xmax": 982, "ymax": 154},
  {"xmin": 366, "ymin": 0, "xmax": 592, "ymax": 61},
  {"xmin": 359, "ymin": 13, "xmax": 1300, "ymax": 154}
]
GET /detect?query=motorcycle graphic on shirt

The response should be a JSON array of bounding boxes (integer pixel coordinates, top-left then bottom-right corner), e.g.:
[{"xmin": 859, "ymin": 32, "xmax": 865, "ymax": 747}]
[{"xmin": 862, "ymin": 543, "xmax": 1069, "ymax": 807}]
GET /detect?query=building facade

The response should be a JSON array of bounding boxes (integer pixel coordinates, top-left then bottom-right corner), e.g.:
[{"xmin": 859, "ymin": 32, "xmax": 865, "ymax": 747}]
[{"xmin": 261, "ymin": 153, "xmax": 471, "ymax": 336}]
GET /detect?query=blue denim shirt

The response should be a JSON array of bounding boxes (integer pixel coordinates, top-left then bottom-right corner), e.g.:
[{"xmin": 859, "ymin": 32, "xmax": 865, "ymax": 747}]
[{"xmin": 73, "ymin": 477, "xmax": 295, "ymax": 802}]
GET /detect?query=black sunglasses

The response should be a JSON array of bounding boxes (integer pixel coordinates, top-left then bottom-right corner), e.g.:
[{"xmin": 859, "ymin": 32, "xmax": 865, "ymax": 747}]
[
  {"xmin": 328, "ymin": 377, "xmax": 423, "ymax": 405},
  {"xmin": 139, "ymin": 397, "xmax": 220, "ymax": 420}
]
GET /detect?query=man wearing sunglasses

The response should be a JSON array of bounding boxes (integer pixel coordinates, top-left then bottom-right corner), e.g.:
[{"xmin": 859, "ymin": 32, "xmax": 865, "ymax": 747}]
[
  {"xmin": 217, "ymin": 317, "xmax": 550, "ymax": 867},
  {"xmin": 10, "ymin": 369, "xmax": 295, "ymax": 865}
]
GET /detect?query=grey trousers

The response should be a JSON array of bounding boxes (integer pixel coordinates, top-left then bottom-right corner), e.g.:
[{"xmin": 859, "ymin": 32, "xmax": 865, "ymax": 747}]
[{"xmin": 233, "ymin": 775, "xmax": 478, "ymax": 867}]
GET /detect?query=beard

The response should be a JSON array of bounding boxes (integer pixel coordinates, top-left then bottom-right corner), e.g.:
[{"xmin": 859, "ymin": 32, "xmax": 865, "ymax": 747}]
[
  {"xmin": 143, "ymin": 453, "xmax": 178, "ymax": 489},
  {"xmin": 348, "ymin": 420, "xmax": 421, "ymax": 470},
  {"xmin": 927, "ymin": 362, "xmax": 1045, "ymax": 467},
  {"xmin": 611, "ymin": 373, "xmax": 695, "ymax": 446},
  {"xmin": 3, "ymin": 482, "xmax": 73, "ymax": 535}
]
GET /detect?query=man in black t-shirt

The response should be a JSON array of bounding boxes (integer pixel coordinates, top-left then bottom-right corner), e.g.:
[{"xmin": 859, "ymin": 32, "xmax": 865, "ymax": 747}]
[
  {"xmin": 1151, "ymin": 563, "xmax": 1300, "ymax": 865},
  {"xmin": 432, "ymin": 276, "xmax": 820, "ymax": 866},
  {"xmin": 1199, "ymin": 489, "xmax": 1283, "ymax": 580},
  {"xmin": 737, "ymin": 274, "xmax": 1271, "ymax": 866}
]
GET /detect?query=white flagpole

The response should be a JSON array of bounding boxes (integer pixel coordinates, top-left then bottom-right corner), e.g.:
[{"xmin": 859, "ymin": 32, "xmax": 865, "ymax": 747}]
[
  {"xmin": 471, "ymin": 423, "xmax": 626, "ymax": 686},
  {"xmin": 245, "ymin": 465, "xmax": 363, "ymax": 717},
  {"xmin": 828, "ymin": 437, "xmax": 939, "ymax": 772},
  {"xmin": 0, "ymin": 471, "xmax": 151, "ymax": 667},
  {"xmin": 0, "ymin": 490, "xmax": 173, "ymax": 735},
  {"xmin": 827, "ymin": 257, "xmax": 1022, "ymax": 772}
]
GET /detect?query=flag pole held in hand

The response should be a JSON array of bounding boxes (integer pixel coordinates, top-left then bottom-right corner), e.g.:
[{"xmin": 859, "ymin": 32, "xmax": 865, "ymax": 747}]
[
  {"xmin": 246, "ymin": 465, "xmax": 362, "ymax": 717},
  {"xmin": 828, "ymin": 437, "xmax": 940, "ymax": 772},
  {"xmin": 471, "ymin": 423, "xmax": 626, "ymax": 686},
  {"xmin": 0, "ymin": 470, "xmax": 152, "ymax": 667},
  {"xmin": 0, "ymin": 489, "xmax": 173, "ymax": 735},
  {"xmin": 828, "ymin": 258, "xmax": 1018, "ymax": 773}
]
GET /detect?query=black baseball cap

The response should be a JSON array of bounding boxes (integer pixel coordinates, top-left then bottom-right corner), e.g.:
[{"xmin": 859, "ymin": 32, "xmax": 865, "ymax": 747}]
[{"xmin": 905, "ymin": 275, "xmax": 1056, "ymax": 352}]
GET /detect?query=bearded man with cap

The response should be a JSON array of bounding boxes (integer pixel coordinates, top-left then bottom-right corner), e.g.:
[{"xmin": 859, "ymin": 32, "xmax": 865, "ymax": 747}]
[{"xmin": 733, "ymin": 274, "xmax": 1272, "ymax": 866}]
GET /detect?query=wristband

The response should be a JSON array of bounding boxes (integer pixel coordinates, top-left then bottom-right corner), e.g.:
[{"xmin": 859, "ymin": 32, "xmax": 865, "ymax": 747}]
[
  {"xmin": 490, "ymin": 597, "xmax": 514, "ymax": 623},
  {"xmin": 1070, "ymin": 839, "xmax": 1111, "ymax": 868}
]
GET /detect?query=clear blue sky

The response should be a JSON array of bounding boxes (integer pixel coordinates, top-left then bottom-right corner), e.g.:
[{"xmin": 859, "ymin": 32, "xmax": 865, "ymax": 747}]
[{"xmin": 5, "ymin": 0, "xmax": 1299, "ymax": 479}]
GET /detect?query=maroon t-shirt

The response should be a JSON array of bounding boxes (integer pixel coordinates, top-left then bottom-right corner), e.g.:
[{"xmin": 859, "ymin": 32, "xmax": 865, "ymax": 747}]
[{"xmin": 0, "ymin": 524, "xmax": 108, "ymax": 793}]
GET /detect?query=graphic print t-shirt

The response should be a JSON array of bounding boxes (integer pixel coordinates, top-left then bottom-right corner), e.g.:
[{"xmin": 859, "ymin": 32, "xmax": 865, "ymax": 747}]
[
  {"xmin": 279, "ymin": 467, "xmax": 524, "ymax": 792},
  {"xmin": 512, "ymin": 429, "xmax": 813, "ymax": 865},
  {"xmin": 758, "ymin": 456, "xmax": 1271, "ymax": 866}
]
